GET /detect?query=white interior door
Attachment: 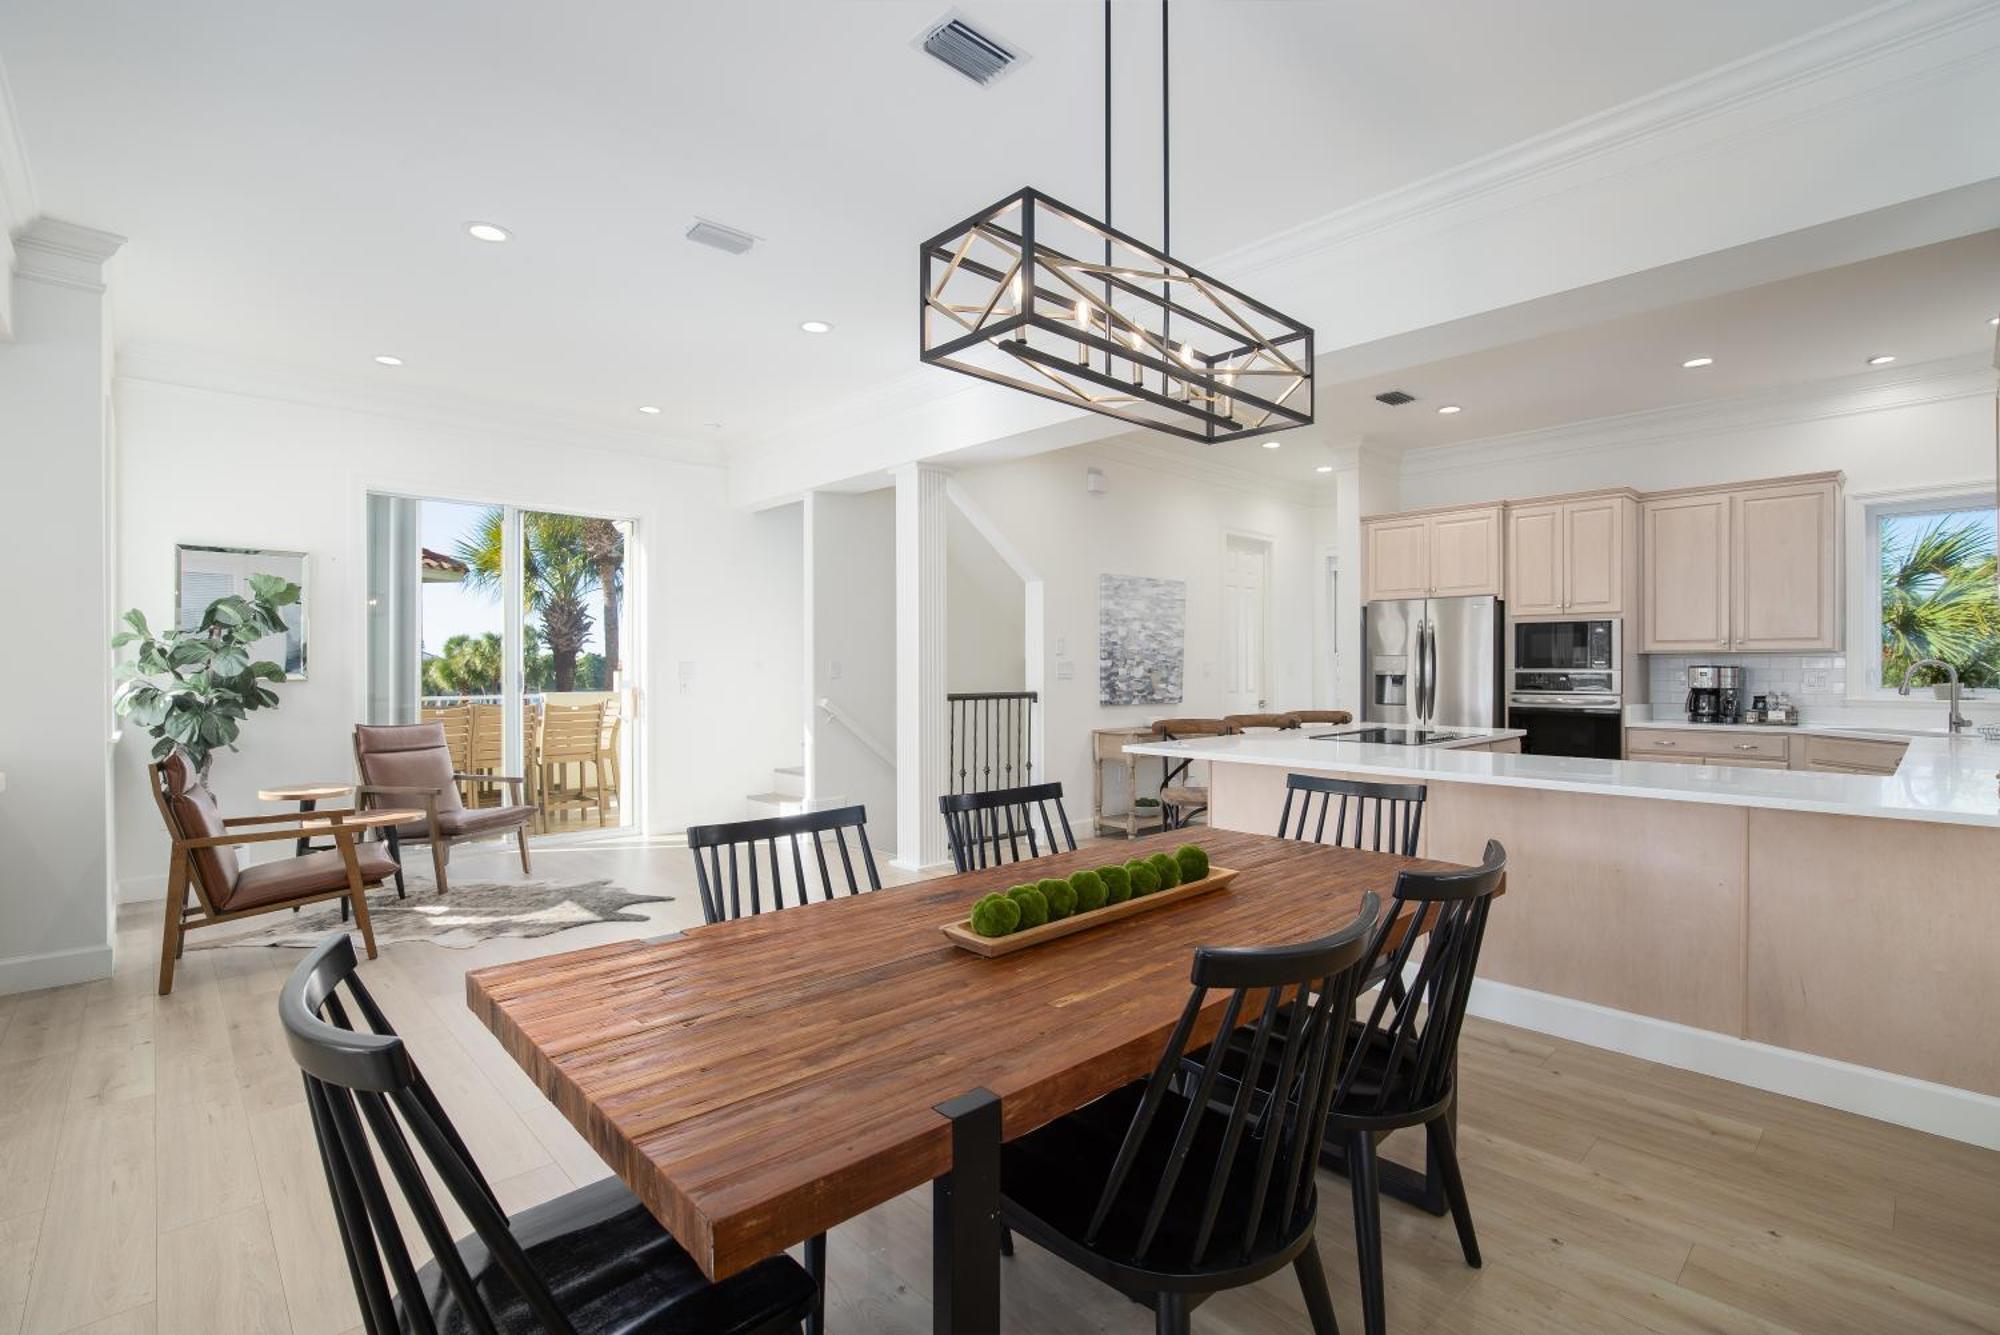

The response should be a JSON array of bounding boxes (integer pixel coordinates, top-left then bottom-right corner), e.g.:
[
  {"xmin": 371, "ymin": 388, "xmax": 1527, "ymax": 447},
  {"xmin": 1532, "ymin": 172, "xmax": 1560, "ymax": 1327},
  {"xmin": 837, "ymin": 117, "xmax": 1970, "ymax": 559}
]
[{"xmin": 1223, "ymin": 535, "xmax": 1271, "ymax": 713}]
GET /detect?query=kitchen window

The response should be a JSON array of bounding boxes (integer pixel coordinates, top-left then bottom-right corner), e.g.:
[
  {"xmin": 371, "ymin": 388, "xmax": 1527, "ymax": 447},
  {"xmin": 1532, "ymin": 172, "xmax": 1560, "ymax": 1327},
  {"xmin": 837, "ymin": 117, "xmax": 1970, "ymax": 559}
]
[{"xmin": 1864, "ymin": 494, "xmax": 1999, "ymax": 694}]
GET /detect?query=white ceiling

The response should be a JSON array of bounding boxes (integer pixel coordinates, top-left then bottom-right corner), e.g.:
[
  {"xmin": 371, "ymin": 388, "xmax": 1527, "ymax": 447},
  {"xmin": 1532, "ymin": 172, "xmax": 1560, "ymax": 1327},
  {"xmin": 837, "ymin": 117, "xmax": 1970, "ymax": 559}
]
[
  {"xmin": 1124, "ymin": 224, "xmax": 2000, "ymax": 486},
  {"xmin": 0, "ymin": 0, "xmax": 1882, "ymax": 449}
]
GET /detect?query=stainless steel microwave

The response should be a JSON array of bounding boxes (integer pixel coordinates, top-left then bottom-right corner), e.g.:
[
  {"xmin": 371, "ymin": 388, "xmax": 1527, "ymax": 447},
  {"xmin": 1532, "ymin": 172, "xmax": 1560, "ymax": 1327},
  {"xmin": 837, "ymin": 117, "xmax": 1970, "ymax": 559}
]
[{"xmin": 1513, "ymin": 618, "xmax": 1619, "ymax": 673}]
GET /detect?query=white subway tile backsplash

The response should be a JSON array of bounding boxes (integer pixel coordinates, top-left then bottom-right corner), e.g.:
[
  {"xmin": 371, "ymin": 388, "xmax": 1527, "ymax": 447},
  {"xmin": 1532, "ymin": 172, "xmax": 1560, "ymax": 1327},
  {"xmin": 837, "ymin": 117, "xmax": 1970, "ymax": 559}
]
[{"xmin": 1644, "ymin": 652, "xmax": 1849, "ymax": 710}]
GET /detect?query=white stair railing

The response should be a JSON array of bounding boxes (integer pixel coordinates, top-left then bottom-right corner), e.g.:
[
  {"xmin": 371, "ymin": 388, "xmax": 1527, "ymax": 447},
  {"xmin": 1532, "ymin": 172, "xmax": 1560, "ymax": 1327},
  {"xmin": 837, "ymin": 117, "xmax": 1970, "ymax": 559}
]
[{"xmin": 816, "ymin": 697, "xmax": 894, "ymax": 769}]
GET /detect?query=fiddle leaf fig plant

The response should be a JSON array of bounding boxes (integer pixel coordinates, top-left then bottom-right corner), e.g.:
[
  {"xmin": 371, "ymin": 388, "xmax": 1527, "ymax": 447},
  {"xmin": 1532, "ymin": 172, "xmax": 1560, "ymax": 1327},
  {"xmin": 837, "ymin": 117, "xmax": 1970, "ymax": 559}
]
[{"xmin": 112, "ymin": 573, "xmax": 299, "ymax": 776}]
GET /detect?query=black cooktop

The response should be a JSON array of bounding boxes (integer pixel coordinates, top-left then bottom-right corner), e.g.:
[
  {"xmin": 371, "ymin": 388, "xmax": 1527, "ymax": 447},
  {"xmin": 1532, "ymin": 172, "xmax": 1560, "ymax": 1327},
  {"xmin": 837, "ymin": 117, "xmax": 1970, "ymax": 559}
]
[{"xmin": 1314, "ymin": 727, "xmax": 1468, "ymax": 747}]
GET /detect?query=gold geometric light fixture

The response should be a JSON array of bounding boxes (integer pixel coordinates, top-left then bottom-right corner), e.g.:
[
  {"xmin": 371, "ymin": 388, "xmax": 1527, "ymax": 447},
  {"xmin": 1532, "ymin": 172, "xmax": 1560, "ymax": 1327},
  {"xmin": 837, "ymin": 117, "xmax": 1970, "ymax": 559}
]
[{"xmin": 919, "ymin": 2, "xmax": 1313, "ymax": 445}]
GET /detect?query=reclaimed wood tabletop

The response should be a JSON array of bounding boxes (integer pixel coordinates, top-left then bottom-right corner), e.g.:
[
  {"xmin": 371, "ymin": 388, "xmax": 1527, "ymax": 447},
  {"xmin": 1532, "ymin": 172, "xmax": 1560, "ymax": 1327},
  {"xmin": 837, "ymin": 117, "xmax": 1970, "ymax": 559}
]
[{"xmin": 466, "ymin": 827, "xmax": 1468, "ymax": 1282}]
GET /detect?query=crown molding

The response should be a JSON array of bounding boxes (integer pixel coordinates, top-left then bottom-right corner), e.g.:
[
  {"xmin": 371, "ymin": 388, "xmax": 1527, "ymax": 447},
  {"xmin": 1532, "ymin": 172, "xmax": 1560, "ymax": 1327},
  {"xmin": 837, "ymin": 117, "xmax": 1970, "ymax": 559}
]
[
  {"xmin": 13, "ymin": 217, "xmax": 125, "ymax": 292},
  {"xmin": 1399, "ymin": 353, "xmax": 1999, "ymax": 481},
  {"xmin": 1209, "ymin": 0, "xmax": 2000, "ymax": 282},
  {"xmin": 115, "ymin": 340, "xmax": 729, "ymax": 471}
]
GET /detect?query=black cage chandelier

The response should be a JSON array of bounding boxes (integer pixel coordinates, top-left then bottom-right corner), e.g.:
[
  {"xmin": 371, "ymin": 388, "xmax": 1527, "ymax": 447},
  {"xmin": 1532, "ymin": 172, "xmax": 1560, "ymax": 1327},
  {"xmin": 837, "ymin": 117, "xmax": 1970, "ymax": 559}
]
[{"xmin": 919, "ymin": 1, "xmax": 1313, "ymax": 445}]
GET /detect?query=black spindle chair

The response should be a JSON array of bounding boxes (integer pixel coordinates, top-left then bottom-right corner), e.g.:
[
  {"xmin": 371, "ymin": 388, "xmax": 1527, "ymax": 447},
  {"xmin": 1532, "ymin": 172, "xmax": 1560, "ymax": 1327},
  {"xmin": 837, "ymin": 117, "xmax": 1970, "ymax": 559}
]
[
  {"xmin": 998, "ymin": 895, "xmax": 1382, "ymax": 1335},
  {"xmin": 685, "ymin": 806, "xmax": 882, "ymax": 1334},
  {"xmin": 938, "ymin": 780, "xmax": 1076, "ymax": 874},
  {"xmin": 277, "ymin": 933, "xmax": 817, "ymax": 1335},
  {"xmin": 687, "ymin": 805, "xmax": 882, "ymax": 925},
  {"xmin": 1322, "ymin": 839, "xmax": 1506, "ymax": 1335},
  {"xmin": 1277, "ymin": 774, "xmax": 1428, "ymax": 857}
]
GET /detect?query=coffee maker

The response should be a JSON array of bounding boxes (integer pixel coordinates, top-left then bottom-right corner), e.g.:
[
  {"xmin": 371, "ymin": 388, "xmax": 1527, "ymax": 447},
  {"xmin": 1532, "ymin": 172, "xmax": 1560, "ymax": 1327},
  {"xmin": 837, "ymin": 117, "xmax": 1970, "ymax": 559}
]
[{"xmin": 1685, "ymin": 665, "xmax": 1745, "ymax": 724}]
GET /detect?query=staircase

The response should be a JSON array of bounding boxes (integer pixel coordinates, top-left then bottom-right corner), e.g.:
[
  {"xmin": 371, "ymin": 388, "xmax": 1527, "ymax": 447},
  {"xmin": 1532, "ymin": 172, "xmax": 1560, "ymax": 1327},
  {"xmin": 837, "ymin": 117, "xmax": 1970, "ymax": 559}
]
[{"xmin": 745, "ymin": 764, "xmax": 841, "ymax": 819}]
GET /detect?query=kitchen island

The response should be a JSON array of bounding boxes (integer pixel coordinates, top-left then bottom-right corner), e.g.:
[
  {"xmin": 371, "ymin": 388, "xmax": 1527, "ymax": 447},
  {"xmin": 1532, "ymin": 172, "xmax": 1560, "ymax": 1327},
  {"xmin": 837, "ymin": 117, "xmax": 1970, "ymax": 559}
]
[{"xmin": 1126, "ymin": 721, "xmax": 2000, "ymax": 1146}]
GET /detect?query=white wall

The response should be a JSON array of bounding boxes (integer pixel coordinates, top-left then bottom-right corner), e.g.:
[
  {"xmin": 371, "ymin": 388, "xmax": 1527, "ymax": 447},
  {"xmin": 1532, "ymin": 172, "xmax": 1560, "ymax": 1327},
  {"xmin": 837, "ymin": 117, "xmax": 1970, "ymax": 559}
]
[
  {"xmin": 111, "ymin": 375, "xmax": 803, "ymax": 899},
  {"xmin": 947, "ymin": 441, "xmax": 1321, "ymax": 823},
  {"xmin": 1396, "ymin": 376, "xmax": 1995, "ymax": 512},
  {"xmin": 805, "ymin": 489, "xmax": 897, "ymax": 850},
  {"xmin": 945, "ymin": 504, "xmax": 1025, "ymax": 694},
  {"xmin": 0, "ymin": 226, "xmax": 120, "ymax": 993}
]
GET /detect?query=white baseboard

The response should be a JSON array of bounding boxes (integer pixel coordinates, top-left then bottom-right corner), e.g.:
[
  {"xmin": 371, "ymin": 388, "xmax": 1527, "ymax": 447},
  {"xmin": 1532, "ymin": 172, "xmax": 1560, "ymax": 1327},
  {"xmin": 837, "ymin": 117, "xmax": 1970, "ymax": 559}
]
[
  {"xmin": 0, "ymin": 942, "xmax": 116, "ymax": 996},
  {"xmin": 1468, "ymin": 979, "xmax": 2000, "ymax": 1152}
]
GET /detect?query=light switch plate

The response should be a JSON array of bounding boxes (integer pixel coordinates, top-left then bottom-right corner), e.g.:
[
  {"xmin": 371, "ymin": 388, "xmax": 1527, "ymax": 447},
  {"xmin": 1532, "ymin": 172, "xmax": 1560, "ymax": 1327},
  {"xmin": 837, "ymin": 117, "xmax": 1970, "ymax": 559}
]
[{"xmin": 1056, "ymin": 660, "xmax": 1075, "ymax": 680}]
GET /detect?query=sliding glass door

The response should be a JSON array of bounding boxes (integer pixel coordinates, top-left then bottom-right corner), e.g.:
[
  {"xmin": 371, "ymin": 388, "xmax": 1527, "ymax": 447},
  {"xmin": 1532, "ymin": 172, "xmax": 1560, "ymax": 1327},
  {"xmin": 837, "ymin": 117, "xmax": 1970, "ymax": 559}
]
[{"xmin": 365, "ymin": 493, "xmax": 635, "ymax": 832}]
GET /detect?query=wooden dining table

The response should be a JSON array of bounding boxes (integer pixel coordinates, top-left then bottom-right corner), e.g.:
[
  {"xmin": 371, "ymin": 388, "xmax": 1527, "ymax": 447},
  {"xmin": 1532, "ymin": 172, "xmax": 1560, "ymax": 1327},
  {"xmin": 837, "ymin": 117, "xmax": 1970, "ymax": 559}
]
[{"xmin": 467, "ymin": 827, "xmax": 1471, "ymax": 1334}]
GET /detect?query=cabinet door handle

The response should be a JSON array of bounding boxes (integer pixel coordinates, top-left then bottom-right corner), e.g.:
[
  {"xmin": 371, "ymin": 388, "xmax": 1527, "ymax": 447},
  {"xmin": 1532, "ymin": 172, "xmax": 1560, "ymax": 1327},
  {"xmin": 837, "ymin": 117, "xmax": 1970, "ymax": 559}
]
[
  {"xmin": 1733, "ymin": 743, "xmax": 1757, "ymax": 751},
  {"xmin": 1654, "ymin": 740, "xmax": 1677, "ymax": 748}
]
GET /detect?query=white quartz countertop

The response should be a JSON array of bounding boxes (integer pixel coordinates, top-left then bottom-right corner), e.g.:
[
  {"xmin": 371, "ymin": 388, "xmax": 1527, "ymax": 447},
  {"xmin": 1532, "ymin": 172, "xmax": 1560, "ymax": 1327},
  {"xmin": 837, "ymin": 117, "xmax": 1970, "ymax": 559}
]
[{"xmin": 1126, "ymin": 723, "xmax": 2000, "ymax": 829}]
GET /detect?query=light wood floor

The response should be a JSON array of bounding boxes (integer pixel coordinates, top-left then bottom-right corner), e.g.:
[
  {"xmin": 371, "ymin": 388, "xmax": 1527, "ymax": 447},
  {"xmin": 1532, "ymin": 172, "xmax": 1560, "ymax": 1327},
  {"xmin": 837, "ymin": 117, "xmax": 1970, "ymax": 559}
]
[{"xmin": 2, "ymin": 831, "xmax": 1996, "ymax": 1335}]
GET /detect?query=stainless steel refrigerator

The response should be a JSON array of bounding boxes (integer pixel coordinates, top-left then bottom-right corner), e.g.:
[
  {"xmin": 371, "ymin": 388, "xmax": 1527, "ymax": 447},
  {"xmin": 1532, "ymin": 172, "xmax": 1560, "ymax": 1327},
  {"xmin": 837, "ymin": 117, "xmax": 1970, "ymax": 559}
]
[{"xmin": 1362, "ymin": 595, "xmax": 1504, "ymax": 728}]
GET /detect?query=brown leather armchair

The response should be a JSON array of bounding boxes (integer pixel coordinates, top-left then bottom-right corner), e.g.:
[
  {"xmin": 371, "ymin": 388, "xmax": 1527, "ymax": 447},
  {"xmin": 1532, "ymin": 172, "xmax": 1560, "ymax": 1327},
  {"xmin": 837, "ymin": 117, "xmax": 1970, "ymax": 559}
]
[
  {"xmin": 353, "ymin": 722, "xmax": 533, "ymax": 894},
  {"xmin": 150, "ymin": 752, "xmax": 401, "ymax": 994}
]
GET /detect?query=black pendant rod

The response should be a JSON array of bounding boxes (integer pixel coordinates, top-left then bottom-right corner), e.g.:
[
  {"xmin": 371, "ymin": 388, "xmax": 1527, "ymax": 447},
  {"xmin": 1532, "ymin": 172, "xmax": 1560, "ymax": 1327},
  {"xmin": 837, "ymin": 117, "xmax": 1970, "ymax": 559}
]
[
  {"xmin": 1161, "ymin": 0, "xmax": 1171, "ymax": 351},
  {"xmin": 1103, "ymin": 0, "xmax": 1113, "ymax": 375}
]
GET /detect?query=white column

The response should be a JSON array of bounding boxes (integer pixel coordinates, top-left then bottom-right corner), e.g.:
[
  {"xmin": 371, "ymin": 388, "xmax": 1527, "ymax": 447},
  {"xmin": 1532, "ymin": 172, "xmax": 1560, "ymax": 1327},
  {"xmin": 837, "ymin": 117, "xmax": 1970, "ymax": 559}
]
[
  {"xmin": 1327, "ymin": 442, "xmax": 1400, "ymax": 716},
  {"xmin": 0, "ymin": 218, "xmax": 126, "ymax": 994},
  {"xmin": 894, "ymin": 463, "xmax": 951, "ymax": 870}
]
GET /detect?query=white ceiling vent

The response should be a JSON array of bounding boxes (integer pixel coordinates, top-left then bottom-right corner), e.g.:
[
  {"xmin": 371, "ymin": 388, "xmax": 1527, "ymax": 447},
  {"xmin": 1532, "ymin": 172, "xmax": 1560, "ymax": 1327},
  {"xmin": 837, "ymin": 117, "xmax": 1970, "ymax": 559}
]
[
  {"xmin": 918, "ymin": 13, "xmax": 1025, "ymax": 86},
  {"xmin": 685, "ymin": 218, "xmax": 757, "ymax": 256}
]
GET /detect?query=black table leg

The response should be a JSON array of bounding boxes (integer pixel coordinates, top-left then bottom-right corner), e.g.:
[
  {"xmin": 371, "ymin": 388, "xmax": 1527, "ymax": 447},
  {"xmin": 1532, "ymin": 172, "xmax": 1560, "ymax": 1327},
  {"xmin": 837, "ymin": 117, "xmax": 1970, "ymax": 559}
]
[
  {"xmin": 295, "ymin": 798, "xmax": 317, "ymax": 857},
  {"xmin": 932, "ymin": 1088, "xmax": 1002, "ymax": 1335}
]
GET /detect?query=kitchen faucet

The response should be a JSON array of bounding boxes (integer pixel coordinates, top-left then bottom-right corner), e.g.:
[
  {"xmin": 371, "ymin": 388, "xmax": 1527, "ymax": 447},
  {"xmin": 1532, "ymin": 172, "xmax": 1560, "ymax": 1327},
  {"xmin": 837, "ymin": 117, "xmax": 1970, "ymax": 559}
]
[{"xmin": 1897, "ymin": 658, "xmax": 1972, "ymax": 734}]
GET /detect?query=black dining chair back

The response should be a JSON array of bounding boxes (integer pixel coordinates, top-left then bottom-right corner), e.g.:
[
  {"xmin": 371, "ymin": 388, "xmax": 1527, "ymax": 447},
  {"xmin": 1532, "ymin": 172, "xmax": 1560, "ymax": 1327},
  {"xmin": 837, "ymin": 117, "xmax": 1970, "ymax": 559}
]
[
  {"xmin": 278, "ymin": 934, "xmax": 816, "ymax": 1335},
  {"xmin": 1278, "ymin": 773, "xmax": 1428, "ymax": 856},
  {"xmin": 1098, "ymin": 893, "xmax": 1379, "ymax": 1270},
  {"xmin": 1324, "ymin": 838, "xmax": 1507, "ymax": 1335},
  {"xmin": 938, "ymin": 781, "xmax": 1076, "ymax": 874},
  {"xmin": 686, "ymin": 804, "xmax": 882, "ymax": 925},
  {"xmin": 997, "ymin": 897, "xmax": 1380, "ymax": 1335},
  {"xmin": 1340, "ymin": 838, "xmax": 1504, "ymax": 1118}
]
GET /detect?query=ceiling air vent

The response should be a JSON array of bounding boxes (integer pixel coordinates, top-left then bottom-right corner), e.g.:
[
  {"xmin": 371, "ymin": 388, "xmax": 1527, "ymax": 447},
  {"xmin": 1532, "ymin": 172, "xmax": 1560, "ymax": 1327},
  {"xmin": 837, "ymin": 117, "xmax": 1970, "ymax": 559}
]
[
  {"xmin": 686, "ymin": 218, "xmax": 757, "ymax": 256},
  {"xmin": 920, "ymin": 15, "xmax": 1020, "ymax": 86},
  {"xmin": 1374, "ymin": 390, "xmax": 1417, "ymax": 406}
]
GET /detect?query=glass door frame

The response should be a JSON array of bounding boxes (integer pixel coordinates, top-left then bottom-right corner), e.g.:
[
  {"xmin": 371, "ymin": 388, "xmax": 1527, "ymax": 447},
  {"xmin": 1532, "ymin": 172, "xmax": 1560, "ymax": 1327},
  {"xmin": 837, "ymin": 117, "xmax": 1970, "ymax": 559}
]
[{"xmin": 365, "ymin": 488, "xmax": 638, "ymax": 826}]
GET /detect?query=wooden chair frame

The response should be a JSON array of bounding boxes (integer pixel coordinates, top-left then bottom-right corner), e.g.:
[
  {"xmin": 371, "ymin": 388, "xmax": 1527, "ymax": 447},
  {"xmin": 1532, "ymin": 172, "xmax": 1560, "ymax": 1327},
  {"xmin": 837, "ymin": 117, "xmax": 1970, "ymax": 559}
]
[
  {"xmin": 149, "ymin": 762, "xmax": 396, "ymax": 995},
  {"xmin": 353, "ymin": 733, "xmax": 533, "ymax": 895}
]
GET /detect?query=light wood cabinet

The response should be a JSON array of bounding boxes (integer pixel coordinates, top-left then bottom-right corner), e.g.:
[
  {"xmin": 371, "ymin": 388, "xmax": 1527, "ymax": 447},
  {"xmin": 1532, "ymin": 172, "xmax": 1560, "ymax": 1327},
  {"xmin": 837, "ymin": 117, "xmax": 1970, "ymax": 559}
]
[
  {"xmin": 1505, "ymin": 492, "xmax": 1631, "ymax": 615},
  {"xmin": 1364, "ymin": 517, "xmax": 1431, "ymax": 601},
  {"xmin": 1363, "ymin": 505, "xmax": 1501, "ymax": 601},
  {"xmin": 1792, "ymin": 735, "xmax": 1906, "ymax": 775},
  {"xmin": 1642, "ymin": 492, "xmax": 1732, "ymax": 651},
  {"xmin": 1732, "ymin": 478, "xmax": 1840, "ymax": 651},
  {"xmin": 1640, "ymin": 474, "xmax": 1840, "ymax": 653}
]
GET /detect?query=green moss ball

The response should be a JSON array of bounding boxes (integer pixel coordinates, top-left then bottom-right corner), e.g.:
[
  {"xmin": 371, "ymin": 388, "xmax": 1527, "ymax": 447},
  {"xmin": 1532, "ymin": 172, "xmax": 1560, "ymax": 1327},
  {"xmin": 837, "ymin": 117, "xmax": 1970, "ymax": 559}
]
[
  {"xmin": 1069, "ymin": 869, "xmax": 1107, "ymax": 913},
  {"xmin": 1038, "ymin": 877, "xmax": 1077, "ymax": 921},
  {"xmin": 1174, "ymin": 843, "xmax": 1211, "ymax": 884},
  {"xmin": 1097, "ymin": 864, "xmax": 1132, "ymax": 904},
  {"xmin": 1126, "ymin": 859, "xmax": 1162, "ymax": 897},
  {"xmin": 1147, "ymin": 851, "xmax": 1181, "ymax": 890},
  {"xmin": 1006, "ymin": 884, "xmax": 1049, "ymax": 930},
  {"xmin": 969, "ymin": 895, "xmax": 1022, "ymax": 938}
]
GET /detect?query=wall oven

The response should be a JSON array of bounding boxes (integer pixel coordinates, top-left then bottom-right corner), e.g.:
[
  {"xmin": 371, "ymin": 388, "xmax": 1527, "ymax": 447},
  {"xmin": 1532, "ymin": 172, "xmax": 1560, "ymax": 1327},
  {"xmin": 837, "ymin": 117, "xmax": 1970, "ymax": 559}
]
[{"xmin": 1507, "ymin": 619, "xmax": 1623, "ymax": 759}]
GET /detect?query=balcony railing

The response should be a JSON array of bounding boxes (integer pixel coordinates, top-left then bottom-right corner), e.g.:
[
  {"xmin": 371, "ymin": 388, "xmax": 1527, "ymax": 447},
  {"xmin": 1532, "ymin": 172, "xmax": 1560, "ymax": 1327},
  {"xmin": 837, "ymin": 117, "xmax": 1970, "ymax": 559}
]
[{"xmin": 947, "ymin": 691, "xmax": 1036, "ymax": 795}]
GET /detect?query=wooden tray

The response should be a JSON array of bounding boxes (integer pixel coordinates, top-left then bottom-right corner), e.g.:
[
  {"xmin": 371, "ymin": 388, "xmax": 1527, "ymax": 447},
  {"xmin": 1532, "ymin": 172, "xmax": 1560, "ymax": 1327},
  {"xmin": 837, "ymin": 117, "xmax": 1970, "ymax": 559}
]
[{"xmin": 941, "ymin": 867, "xmax": 1240, "ymax": 957}]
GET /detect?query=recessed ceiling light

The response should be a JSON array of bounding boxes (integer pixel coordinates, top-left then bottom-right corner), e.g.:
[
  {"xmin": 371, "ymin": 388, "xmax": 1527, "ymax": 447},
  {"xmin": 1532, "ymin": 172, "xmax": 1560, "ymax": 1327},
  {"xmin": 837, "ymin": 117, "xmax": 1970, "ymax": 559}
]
[
  {"xmin": 1437, "ymin": 404, "xmax": 1462, "ymax": 415},
  {"xmin": 800, "ymin": 320, "xmax": 834, "ymax": 334},
  {"xmin": 637, "ymin": 405, "xmax": 661, "ymax": 414},
  {"xmin": 1866, "ymin": 354, "xmax": 1897, "ymax": 366},
  {"xmin": 465, "ymin": 222, "xmax": 511, "ymax": 243},
  {"xmin": 1682, "ymin": 357, "xmax": 1714, "ymax": 369},
  {"xmin": 1261, "ymin": 439, "xmax": 1282, "ymax": 450},
  {"xmin": 373, "ymin": 355, "xmax": 404, "ymax": 366},
  {"xmin": 1315, "ymin": 464, "xmax": 1333, "ymax": 474}
]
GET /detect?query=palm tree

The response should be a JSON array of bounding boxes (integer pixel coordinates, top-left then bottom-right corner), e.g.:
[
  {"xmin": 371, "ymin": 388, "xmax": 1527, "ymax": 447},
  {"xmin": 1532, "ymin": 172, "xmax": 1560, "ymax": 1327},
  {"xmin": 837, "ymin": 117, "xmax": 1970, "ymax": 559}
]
[
  {"xmin": 1880, "ymin": 515, "xmax": 2000, "ymax": 688},
  {"xmin": 581, "ymin": 518, "xmax": 625, "ymax": 683},
  {"xmin": 458, "ymin": 510, "xmax": 600, "ymax": 691},
  {"xmin": 422, "ymin": 631, "xmax": 504, "ymax": 698}
]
